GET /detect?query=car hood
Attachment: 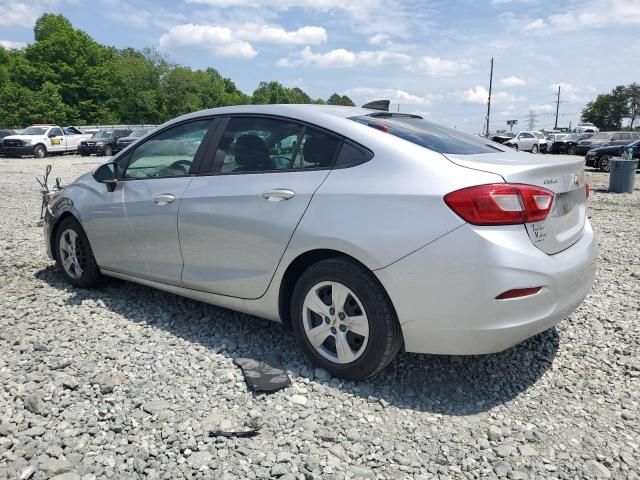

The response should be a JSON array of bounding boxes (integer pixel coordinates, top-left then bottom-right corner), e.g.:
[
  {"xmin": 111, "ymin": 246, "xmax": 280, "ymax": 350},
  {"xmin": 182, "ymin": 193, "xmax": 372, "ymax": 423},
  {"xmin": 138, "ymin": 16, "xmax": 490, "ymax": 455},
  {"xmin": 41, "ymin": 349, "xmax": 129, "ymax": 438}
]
[
  {"xmin": 3, "ymin": 134, "xmax": 41, "ymax": 140},
  {"xmin": 587, "ymin": 144, "xmax": 619, "ymax": 153}
]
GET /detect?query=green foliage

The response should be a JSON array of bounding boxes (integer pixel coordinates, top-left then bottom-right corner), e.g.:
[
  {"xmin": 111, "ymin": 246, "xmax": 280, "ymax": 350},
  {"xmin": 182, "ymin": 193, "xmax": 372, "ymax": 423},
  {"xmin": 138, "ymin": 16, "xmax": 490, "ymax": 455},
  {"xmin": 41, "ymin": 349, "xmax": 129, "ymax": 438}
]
[
  {"xmin": 327, "ymin": 93, "xmax": 355, "ymax": 106},
  {"xmin": 0, "ymin": 14, "xmax": 354, "ymax": 128},
  {"xmin": 581, "ymin": 83, "xmax": 639, "ymax": 130}
]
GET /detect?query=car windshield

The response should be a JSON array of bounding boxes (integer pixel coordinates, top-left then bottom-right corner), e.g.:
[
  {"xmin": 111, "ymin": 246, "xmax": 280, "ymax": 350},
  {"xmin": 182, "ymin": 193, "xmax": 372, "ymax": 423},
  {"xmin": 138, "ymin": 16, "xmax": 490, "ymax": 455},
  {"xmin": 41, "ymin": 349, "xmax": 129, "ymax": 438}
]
[
  {"xmin": 21, "ymin": 127, "xmax": 48, "ymax": 135},
  {"xmin": 92, "ymin": 131, "xmax": 113, "ymax": 139},
  {"xmin": 350, "ymin": 115, "xmax": 502, "ymax": 155},
  {"xmin": 533, "ymin": 132, "xmax": 546, "ymax": 139},
  {"xmin": 590, "ymin": 132, "xmax": 611, "ymax": 140},
  {"xmin": 130, "ymin": 130, "xmax": 149, "ymax": 137},
  {"xmin": 564, "ymin": 134, "xmax": 580, "ymax": 141}
]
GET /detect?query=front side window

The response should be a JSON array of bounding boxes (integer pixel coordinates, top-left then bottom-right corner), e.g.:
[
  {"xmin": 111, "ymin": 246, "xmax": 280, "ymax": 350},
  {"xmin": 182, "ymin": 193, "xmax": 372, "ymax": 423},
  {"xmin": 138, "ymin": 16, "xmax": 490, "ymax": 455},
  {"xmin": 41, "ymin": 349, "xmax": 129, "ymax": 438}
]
[
  {"xmin": 123, "ymin": 120, "xmax": 211, "ymax": 179},
  {"xmin": 214, "ymin": 117, "xmax": 341, "ymax": 174},
  {"xmin": 50, "ymin": 127, "xmax": 63, "ymax": 137}
]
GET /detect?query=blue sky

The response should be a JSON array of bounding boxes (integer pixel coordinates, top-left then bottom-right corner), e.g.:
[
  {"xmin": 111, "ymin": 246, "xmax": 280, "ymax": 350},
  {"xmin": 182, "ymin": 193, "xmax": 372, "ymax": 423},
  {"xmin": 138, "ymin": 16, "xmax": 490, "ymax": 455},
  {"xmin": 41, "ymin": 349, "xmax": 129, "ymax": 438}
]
[{"xmin": 1, "ymin": 0, "xmax": 639, "ymax": 132}]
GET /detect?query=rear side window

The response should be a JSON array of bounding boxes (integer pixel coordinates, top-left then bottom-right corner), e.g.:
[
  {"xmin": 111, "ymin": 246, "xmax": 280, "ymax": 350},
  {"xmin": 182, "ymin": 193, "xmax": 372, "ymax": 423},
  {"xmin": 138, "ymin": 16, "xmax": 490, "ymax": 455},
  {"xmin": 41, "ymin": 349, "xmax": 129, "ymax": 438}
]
[
  {"xmin": 350, "ymin": 115, "xmax": 500, "ymax": 154},
  {"xmin": 335, "ymin": 141, "xmax": 373, "ymax": 167}
]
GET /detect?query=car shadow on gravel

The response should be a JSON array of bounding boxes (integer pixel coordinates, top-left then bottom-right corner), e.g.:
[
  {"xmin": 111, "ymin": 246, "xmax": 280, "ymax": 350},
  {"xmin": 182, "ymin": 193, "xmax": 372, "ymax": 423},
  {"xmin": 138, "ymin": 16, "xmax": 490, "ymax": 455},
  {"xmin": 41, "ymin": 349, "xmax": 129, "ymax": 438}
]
[{"xmin": 36, "ymin": 266, "xmax": 559, "ymax": 416}]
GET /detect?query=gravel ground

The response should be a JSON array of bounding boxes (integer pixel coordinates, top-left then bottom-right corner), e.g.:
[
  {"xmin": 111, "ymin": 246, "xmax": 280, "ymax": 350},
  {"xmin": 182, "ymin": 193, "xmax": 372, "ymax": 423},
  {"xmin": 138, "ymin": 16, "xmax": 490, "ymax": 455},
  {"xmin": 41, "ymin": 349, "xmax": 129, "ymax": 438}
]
[{"xmin": 0, "ymin": 154, "xmax": 638, "ymax": 480}]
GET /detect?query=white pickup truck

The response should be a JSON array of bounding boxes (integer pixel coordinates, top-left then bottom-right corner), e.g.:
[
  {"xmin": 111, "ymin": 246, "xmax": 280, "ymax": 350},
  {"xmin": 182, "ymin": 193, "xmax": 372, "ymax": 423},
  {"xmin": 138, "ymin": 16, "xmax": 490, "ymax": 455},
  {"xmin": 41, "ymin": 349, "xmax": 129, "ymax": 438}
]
[{"xmin": 2, "ymin": 125, "xmax": 92, "ymax": 158}]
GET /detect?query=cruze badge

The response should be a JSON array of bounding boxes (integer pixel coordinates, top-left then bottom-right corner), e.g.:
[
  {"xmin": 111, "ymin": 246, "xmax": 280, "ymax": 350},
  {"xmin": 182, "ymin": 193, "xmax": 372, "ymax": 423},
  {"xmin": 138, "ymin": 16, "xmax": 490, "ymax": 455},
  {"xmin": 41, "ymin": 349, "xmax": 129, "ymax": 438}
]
[{"xmin": 544, "ymin": 178, "xmax": 558, "ymax": 185}]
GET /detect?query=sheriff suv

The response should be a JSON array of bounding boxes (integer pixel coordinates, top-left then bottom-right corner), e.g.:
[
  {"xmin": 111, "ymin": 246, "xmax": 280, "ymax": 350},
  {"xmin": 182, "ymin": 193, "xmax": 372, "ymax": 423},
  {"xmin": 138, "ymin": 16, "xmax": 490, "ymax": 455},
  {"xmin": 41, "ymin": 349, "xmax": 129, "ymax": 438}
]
[{"xmin": 2, "ymin": 125, "xmax": 91, "ymax": 158}]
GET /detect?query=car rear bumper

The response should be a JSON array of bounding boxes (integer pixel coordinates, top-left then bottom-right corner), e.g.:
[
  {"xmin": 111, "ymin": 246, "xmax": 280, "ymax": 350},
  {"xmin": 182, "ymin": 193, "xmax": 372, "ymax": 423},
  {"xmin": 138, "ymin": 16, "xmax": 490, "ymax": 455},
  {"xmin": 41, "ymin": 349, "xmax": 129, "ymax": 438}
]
[
  {"xmin": 375, "ymin": 220, "xmax": 597, "ymax": 355},
  {"xmin": 79, "ymin": 145, "xmax": 108, "ymax": 155}
]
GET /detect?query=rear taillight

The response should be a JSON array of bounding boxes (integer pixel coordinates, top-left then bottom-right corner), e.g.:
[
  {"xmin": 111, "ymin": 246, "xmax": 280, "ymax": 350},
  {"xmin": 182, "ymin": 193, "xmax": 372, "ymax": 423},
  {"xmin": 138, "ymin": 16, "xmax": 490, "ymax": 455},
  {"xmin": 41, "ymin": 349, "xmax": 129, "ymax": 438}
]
[{"xmin": 444, "ymin": 183, "xmax": 554, "ymax": 226}]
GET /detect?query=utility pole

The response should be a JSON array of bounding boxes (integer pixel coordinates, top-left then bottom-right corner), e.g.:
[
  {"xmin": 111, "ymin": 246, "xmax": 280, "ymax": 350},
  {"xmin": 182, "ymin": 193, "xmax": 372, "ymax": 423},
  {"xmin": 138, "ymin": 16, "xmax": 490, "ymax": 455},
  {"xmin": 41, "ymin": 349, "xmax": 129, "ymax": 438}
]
[
  {"xmin": 485, "ymin": 57, "xmax": 494, "ymax": 137},
  {"xmin": 554, "ymin": 85, "xmax": 561, "ymax": 129}
]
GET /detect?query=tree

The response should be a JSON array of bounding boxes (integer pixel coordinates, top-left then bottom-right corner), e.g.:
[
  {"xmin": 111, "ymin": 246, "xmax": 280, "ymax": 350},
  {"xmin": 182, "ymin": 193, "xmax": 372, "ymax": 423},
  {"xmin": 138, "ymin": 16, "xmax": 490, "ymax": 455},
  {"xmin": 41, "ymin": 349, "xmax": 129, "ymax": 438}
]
[
  {"xmin": 581, "ymin": 86, "xmax": 629, "ymax": 130},
  {"xmin": 626, "ymin": 83, "xmax": 640, "ymax": 128},
  {"xmin": 327, "ymin": 93, "xmax": 355, "ymax": 106}
]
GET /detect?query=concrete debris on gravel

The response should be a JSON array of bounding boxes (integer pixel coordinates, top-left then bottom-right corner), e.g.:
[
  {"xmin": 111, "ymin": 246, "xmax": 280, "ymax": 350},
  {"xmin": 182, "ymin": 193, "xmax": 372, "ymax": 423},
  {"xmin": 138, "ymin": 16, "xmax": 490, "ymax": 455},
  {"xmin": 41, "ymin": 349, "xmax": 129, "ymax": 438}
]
[{"xmin": 0, "ymin": 155, "xmax": 639, "ymax": 479}]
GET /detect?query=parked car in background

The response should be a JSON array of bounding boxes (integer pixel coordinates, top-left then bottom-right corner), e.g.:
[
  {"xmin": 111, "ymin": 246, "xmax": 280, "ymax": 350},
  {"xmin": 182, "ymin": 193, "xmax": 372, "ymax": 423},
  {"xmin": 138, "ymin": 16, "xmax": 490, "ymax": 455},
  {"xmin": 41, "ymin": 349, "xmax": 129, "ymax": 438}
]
[
  {"xmin": 79, "ymin": 129, "xmax": 132, "ymax": 157},
  {"xmin": 576, "ymin": 131, "xmax": 640, "ymax": 155},
  {"xmin": 491, "ymin": 132, "xmax": 516, "ymax": 144},
  {"xmin": 0, "ymin": 129, "xmax": 17, "ymax": 156},
  {"xmin": 585, "ymin": 139, "xmax": 640, "ymax": 172},
  {"xmin": 576, "ymin": 122, "xmax": 599, "ymax": 133},
  {"xmin": 504, "ymin": 131, "xmax": 547, "ymax": 153},
  {"xmin": 116, "ymin": 128, "xmax": 154, "ymax": 150},
  {"xmin": 2, "ymin": 125, "xmax": 92, "ymax": 158},
  {"xmin": 43, "ymin": 104, "xmax": 596, "ymax": 380},
  {"xmin": 548, "ymin": 133, "xmax": 589, "ymax": 155}
]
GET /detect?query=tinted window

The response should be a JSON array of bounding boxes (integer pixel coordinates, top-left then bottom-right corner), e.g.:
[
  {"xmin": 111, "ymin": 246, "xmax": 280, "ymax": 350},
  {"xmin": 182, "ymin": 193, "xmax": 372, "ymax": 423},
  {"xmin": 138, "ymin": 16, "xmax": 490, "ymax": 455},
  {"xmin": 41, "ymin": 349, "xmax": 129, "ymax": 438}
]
[
  {"xmin": 50, "ymin": 127, "xmax": 63, "ymax": 137},
  {"xmin": 619, "ymin": 133, "xmax": 631, "ymax": 140},
  {"xmin": 123, "ymin": 120, "xmax": 211, "ymax": 179},
  {"xmin": 351, "ymin": 115, "xmax": 500, "ymax": 154},
  {"xmin": 22, "ymin": 127, "xmax": 48, "ymax": 135},
  {"xmin": 214, "ymin": 117, "xmax": 340, "ymax": 173},
  {"xmin": 335, "ymin": 141, "xmax": 373, "ymax": 167}
]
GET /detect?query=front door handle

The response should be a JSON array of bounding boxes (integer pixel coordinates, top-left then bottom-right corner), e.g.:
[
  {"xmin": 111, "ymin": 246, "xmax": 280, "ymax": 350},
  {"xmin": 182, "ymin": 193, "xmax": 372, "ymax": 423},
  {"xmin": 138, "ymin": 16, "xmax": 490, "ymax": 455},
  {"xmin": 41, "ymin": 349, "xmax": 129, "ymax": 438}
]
[
  {"xmin": 153, "ymin": 193, "xmax": 176, "ymax": 205},
  {"xmin": 261, "ymin": 189, "xmax": 295, "ymax": 202}
]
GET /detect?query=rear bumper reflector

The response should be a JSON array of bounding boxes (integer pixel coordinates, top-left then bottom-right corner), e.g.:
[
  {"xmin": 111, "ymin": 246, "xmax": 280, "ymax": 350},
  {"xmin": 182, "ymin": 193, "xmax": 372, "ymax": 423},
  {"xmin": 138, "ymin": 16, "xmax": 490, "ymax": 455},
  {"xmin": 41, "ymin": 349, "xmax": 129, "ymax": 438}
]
[{"xmin": 495, "ymin": 287, "xmax": 542, "ymax": 300}]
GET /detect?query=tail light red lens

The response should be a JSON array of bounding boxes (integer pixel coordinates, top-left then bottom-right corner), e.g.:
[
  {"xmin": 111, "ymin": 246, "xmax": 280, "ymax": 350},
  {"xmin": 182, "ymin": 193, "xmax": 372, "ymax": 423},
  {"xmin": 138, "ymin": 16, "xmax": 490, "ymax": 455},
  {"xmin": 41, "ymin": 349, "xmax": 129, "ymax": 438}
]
[{"xmin": 444, "ymin": 183, "xmax": 554, "ymax": 226}]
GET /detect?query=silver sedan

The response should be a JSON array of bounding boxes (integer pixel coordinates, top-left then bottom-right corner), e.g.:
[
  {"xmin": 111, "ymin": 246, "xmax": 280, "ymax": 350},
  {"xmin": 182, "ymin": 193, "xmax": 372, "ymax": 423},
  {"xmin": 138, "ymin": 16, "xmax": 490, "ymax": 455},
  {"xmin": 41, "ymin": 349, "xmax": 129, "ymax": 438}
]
[{"xmin": 44, "ymin": 105, "xmax": 597, "ymax": 379}]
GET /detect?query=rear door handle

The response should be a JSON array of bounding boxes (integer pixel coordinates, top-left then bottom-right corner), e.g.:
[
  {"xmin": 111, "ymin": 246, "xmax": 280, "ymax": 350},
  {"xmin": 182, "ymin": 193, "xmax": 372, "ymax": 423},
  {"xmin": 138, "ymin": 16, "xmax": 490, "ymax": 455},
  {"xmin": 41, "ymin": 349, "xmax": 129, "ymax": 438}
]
[
  {"xmin": 261, "ymin": 189, "xmax": 295, "ymax": 202},
  {"xmin": 153, "ymin": 193, "xmax": 176, "ymax": 205}
]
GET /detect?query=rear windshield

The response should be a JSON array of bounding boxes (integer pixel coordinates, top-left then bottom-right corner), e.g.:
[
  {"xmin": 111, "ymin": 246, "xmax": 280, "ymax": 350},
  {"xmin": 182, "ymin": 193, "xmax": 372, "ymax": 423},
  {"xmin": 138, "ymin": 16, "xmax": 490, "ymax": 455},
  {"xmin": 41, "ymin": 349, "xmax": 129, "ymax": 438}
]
[{"xmin": 350, "ymin": 115, "xmax": 501, "ymax": 154}]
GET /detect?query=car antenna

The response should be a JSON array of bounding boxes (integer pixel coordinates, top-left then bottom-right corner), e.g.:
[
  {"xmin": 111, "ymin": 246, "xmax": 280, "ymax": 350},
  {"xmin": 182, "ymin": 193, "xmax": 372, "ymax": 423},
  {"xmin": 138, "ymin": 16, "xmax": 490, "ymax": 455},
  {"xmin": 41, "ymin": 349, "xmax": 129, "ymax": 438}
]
[{"xmin": 361, "ymin": 100, "xmax": 390, "ymax": 112}]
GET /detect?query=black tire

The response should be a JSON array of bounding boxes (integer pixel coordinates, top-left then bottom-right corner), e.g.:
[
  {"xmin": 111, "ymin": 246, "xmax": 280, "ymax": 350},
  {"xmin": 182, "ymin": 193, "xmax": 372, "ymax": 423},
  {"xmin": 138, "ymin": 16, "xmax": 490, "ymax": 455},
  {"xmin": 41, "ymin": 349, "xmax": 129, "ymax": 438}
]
[
  {"xmin": 33, "ymin": 145, "xmax": 46, "ymax": 158},
  {"xmin": 291, "ymin": 257, "xmax": 402, "ymax": 380},
  {"xmin": 531, "ymin": 144, "xmax": 539, "ymax": 154},
  {"xmin": 103, "ymin": 145, "xmax": 113, "ymax": 157},
  {"xmin": 567, "ymin": 145, "xmax": 576, "ymax": 155},
  {"xmin": 599, "ymin": 155, "xmax": 611, "ymax": 172},
  {"xmin": 80, "ymin": 151, "xmax": 89, "ymax": 157},
  {"xmin": 514, "ymin": 144, "xmax": 519, "ymax": 151},
  {"xmin": 54, "ymin": 217, "xmax": 103, "ymax": 288}
]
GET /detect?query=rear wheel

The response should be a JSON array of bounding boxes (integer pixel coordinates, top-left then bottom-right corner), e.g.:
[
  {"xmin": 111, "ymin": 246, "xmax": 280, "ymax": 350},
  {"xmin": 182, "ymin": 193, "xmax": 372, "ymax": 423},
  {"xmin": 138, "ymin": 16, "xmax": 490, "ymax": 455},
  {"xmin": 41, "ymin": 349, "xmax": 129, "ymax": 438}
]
[
  {"xmin": 33, "ymin": 145, "xmax": 46, "ymax": 158},
  {"xmin": 567, "ymin": 145, "xmax": 576, "ymax": 155},
  {"xmin": 599, "ymin": 155, "xmax": 611, "ymax": 172},
  {"xmin": 103, "ymin": 145, "xmax": 113, "ymax": 157},
  {"xmin": 291, "ymin": 257, "xmax": 402, "ymax": 380},
  {"xmin": 531, "ymin": 144, "xmax": 539, "ymax": 154},
  {"xmin": 54, "ymin": 217, "xmax": 103, "ymax": 288}
]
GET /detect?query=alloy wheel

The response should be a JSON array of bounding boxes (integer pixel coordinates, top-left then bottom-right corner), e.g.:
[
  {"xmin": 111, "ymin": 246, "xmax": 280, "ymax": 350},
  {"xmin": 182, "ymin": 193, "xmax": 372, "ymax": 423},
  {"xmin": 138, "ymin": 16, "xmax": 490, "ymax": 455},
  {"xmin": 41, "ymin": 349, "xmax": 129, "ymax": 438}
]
[
  {"xmin": 600, "ymin": 155, "xmax": 611, "ymax": 172},
  {"xmin": 302, "ymin": 281, "xmax": 369, "ymax": 364},
  {"xmin": 58, "ymin": 228, "xmax": 85, "ymax": 279}
]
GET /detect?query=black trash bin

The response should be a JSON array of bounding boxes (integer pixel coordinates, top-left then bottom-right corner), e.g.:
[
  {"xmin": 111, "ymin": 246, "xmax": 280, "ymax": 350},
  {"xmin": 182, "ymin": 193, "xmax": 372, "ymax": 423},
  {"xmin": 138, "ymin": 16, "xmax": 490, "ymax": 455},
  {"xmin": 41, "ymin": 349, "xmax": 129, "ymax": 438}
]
[{"xmin": 608, "ymin": 158, "xmax": 638, "ymax": 193}]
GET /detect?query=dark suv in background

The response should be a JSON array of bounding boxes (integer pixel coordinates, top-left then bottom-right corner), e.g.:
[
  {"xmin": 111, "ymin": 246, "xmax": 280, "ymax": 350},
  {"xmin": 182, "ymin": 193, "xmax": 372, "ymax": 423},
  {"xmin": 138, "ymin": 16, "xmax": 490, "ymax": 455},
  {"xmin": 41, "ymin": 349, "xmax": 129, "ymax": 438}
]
[
  {"xmin": 576, "ymin": 131, "xmax": 640, "ymax": 155},
  {"xmin": 79, "ymin": 128, "xmax": 132, "ymax": 156},
  {"xmin": 585, "ymin": 139, "xmax": 640, "ymax": 172},
  {"xmin": 116, "ymin": 128, "xmax": 153, "ymax": 150}
]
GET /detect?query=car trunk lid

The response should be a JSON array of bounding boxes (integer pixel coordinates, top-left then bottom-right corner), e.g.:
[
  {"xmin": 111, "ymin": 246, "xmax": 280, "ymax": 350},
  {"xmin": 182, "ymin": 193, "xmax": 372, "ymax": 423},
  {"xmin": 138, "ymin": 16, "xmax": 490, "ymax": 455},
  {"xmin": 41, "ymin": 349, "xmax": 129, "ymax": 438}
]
[{"xmin": 444, "ymin": 150, "xmax": 587, "ymax": 255}]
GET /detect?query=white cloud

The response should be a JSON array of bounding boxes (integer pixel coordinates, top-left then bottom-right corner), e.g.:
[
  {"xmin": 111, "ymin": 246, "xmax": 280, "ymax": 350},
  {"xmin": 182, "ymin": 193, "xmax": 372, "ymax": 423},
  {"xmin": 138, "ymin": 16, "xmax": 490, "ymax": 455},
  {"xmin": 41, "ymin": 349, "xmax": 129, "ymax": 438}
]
[
  {"xmin": 500, "ymin": 75, "xmax": 527, "ymax": 87},
  {"xmin": 159, "ymin": 22, "xmax": 327, "ymax": 57},
  {"xmin": 524, "ymin": 18, "xmax": 546, "ymax": 32},
  {"xmin": 409, "ymin": 56, "xmax": 473, "ymax": 76},
  {"xmin": 0, "ymin": 39, "xmax": 27, "ymax": 49},
  {"xmin": 462, "ymin": 86, "xmax": 518, "ymax": 105},
  {"xmin": 550, "ymin": 82, "xmax": 594, "ymax": 102},
  {"xmin": 0, "ymin": 1, "xmax": 40, "ymax": 27},
  {"xmin": 235, "ymin": 24, "xmax": 326, "ymax": 45},
  {"xmin": 343, "ymin": 87, "xmax": 437, "ymax": 105},
  {"xmin": 530, "ymin": 104, "xmax": 555, "ymax": 113},
  {"xmin": 369, "ymin": 33, "xmax": 390, "ymax": 46},
  {"xmin": 159, "ymin": 24, "xmax": 257, "ymax": 58},
  {"xmin": 277, "ymin": 46, "xmax": 410, "ymax": 68}
]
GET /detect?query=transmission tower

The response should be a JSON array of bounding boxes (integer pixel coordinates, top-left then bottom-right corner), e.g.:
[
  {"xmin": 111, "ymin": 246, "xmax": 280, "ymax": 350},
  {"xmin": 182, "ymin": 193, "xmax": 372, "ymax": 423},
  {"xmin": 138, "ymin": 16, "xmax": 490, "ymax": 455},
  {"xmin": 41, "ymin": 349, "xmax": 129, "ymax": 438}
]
[{"xmin": 527, "ymin": 110, "xmax": 537, "ymax": 130}]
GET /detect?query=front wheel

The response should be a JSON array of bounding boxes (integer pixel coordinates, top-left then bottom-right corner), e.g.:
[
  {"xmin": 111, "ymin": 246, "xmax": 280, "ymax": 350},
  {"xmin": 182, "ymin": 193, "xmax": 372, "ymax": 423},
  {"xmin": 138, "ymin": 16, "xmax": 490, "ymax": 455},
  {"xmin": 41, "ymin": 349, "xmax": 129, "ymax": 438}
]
[
  {"xmin": 33, "ymin": 145, "xmax": 46, "ymax": 158},
  {"xmin": 531, "ymin": 144, "xmax": 539, "ymax": 154},
  {"xmin": 54, "ymin": 217, "xmax": 103, "ymax": 288},
  {"xmin": 291, "ymin": 258, "xmax": 402, "ymax": 380},
  {"xmin": 567, "ymin": 145, "xmax": 577, "ymax": 155},
  {"xmin": 599, "ymin": 155, "xmax": 611, "ymax": 172},
  {"xmin": 103, "ymin": 145, "xmax": 113, "ymax": 157}
]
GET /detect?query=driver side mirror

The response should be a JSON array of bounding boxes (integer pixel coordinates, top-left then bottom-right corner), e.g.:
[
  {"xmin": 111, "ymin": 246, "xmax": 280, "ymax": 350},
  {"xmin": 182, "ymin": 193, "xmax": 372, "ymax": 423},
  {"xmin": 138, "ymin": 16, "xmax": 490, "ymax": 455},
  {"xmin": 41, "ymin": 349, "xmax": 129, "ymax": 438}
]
[{"xmin": 93, "ymin": 161, "xmax": 119, "ymax": 192}]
